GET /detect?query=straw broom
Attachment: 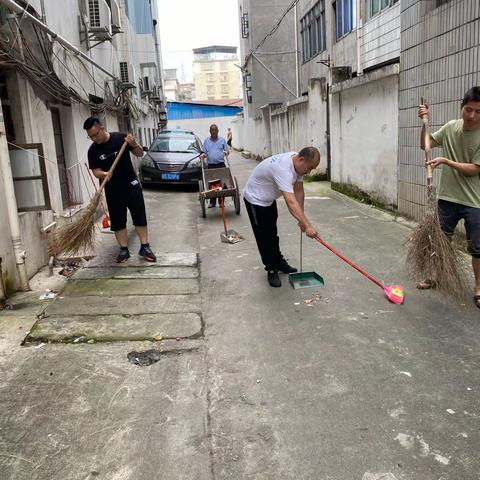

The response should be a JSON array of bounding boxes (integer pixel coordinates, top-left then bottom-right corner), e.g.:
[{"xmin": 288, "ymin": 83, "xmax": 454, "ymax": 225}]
[
  {"xmin": 406, "ymin": 99, "xmax": 466, "ymax": 300},
  {"xmin": 48, "ymin": 142, "xmax": 128, "ymax": 257}
]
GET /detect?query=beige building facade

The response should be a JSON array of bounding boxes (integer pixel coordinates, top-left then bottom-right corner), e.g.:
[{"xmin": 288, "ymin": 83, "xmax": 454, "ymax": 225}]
[{"xmin": 193, "ymin": 46, "xmax": 240, "ymax": 102}]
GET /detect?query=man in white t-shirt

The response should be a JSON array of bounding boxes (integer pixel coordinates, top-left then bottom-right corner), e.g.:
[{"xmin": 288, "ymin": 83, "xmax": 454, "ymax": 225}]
[{"xmin": 243, "ymin": 147, "xmax": 320, "ymax": 287}]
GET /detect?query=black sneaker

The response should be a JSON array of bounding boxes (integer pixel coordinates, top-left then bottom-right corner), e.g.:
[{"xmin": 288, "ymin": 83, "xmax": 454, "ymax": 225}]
[
  {"xmin": 279, "ymin": 262, "xmax": 298, "ymax": 274},
  {"xmin": 139, "ymin": 243, "xmax": 157, "ymax": 262},
  {"xmin": 116, "ymin": 247, "xmax": 130, "ymax": 263},
  {"xmin": 267, "ymin": 270, "xmax": 282, "ymax": 287}
]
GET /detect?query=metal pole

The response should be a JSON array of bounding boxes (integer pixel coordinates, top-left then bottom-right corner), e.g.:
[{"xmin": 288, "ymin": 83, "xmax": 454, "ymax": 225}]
[
  {"xmin": 0, "ymin": 0, "xmax": 118, "ymax": 81},
  {"xmin": 0, "ymin": 98, "xmax": 29, "ymax": 291},
  {"xmin": 0, "ymin": 257, "xmax": 7, "ymax": 308},
  {"xmin": 150, "ymin": 0, "xmax": 165, "ymax": 98},
  {"xmin": 294, "ymin": 3, "xmax": 300, "ymax": 97}
]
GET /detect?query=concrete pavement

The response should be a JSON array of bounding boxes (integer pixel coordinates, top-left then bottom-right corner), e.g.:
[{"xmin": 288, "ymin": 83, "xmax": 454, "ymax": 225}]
[{"xmin": 0, "ymin": 151, "xmax": 479, "ymax": 480}]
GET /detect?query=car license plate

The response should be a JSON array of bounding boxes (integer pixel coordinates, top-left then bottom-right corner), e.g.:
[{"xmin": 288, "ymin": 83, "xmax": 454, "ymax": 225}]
[{"xmin": 161, "ymin": 173, "xmax": 180, "ymax": 181}]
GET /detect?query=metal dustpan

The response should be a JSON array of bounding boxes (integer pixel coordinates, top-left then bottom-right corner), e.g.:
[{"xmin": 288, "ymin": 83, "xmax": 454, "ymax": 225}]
[
  {"xmin": 289, "ymin": 271, "xmax": 324, "ymax": 289},
  {"xmin": 220, "ymin": 199, "xmax": 244, "ymax": 244},
  {"xmin": 289, "ymin": 232, "xmax": 324, "ymax": 289},
  {"xmin": 221, "ymin": 229, "xmax": 245, "ymax": 244}
]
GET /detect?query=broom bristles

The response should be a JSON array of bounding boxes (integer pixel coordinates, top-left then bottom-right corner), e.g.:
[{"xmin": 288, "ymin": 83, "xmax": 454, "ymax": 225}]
[
  {"xmin": 406, "ymin": 187, "xmax": 467, "ymax": 301},
  {"xmin": 48, "ymin": 192, "xmax": 102, "ymax": 257}
]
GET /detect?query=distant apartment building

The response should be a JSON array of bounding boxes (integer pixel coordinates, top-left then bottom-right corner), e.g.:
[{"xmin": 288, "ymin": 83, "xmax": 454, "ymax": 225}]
[
  {"xmin": 193, "ymin": 46, "xmax": 241, "ymax": 102},
  {"xmin": 164, "ymin": 68, "xmax": 180, "ymax": 101},
  {"xmin": 178, "ymin": 83, "xmax": 196, "ymax": 102}
]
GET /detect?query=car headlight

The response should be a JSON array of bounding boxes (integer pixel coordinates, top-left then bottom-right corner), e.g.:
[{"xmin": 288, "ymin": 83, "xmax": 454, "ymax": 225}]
[
  {"xmin": 141, "ymin": 155, "xmax": 155, "ymax": 168},
  {"xmin": 186, "ymin": 156, "xmax": 202, "ymax": 169}
]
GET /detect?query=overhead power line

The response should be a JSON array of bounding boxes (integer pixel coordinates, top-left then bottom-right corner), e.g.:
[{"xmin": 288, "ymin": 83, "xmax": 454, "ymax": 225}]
[{"xmin": 242, "ymin": 0, "xmax": 300, "ymax": 69}]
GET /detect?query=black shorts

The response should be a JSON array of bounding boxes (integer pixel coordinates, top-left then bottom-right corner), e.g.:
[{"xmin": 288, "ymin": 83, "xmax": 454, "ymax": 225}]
[
  {"xmin": 105, "ymin": 181, "xmax": 147, "ymax": 231},
  {"xmin": 438, "ymin": 199, "xmax": 480, "ymax": 257}
]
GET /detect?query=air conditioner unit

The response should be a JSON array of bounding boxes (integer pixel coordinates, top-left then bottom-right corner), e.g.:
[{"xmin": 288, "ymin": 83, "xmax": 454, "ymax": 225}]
[
  {"xmin": 87, "ymin": 0, "xmax": 112, "ymax": 40},
  {"xmin": 151, "ymin": 86, "xmax": 161, "ymax": 101},
  {"xmin": 110, "ymin": 0, "xmax": 122, "ymax": 34},
  {"xmin": 119, "ymin": 61, "xmax": 136, "ymax": 89}
]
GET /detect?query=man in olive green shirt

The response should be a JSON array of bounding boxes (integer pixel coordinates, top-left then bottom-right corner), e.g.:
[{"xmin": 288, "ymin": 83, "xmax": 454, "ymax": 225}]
[{"xmin": 418, "ymin": 87, "xmax": 480, "ymax": 307}]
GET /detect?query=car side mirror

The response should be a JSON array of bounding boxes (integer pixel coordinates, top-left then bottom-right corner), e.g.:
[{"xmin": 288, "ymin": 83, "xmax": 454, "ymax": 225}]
[{"xmin": 143, "ymin": 146, "xmax": 148, "ymax": 152}]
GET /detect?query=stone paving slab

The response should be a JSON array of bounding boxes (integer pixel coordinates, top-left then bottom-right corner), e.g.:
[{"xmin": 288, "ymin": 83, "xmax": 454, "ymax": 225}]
[
  {"xmin": 63, "ymin": 278, "xmax": 200, "ymax": 296},
  {"xmin": 46, "ymin": 295, "xmax": 201, "ymax": 316},
  {"xmin": 73, "ymin": 266, "xmax": 199, "ymax": 280},
  {"xmin": 25, "ymin": 313, "xmax": 202, "ymax": 343},
  {"xmin": 85, "ymin": 253, "xmax": 198, "ymax": 268}
]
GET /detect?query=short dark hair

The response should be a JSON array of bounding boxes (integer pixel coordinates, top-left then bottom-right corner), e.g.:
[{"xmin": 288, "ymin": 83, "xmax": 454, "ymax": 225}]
[
  {"xmin": 462, "ymin": 87, "xmax": 480, "ymax": 106},
  {"xmin": 83, "ymin": 117, "xmax": 102, "ymax": 130},
  {"xmin": 210, "ymin": 124, "xmax": 218, "ymax": 129},
  {"xmin": 298, "ymin": 146, "xmax": 320, "ymax": 162}
]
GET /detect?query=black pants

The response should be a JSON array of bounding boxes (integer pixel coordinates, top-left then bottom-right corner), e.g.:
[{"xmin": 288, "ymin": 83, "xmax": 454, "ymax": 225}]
[
  {"xmin": 438, "ymin": 199, "xmax": 480, "ymax": 258},
  {"xmin": 208, "ymin": 162, "xmax": 226, "ymax": 206},
  {"xmin": 105, "ymin": 181, "xmax": 147, "ymax": 232},
  {"xmin": 245, "ymin": 198, "xmax": 286, "ymax": 271}
]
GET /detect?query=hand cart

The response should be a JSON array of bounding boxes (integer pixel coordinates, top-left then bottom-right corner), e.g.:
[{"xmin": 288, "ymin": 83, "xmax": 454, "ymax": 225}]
[{"xmin": 198, "ymin": 156, "xmax": 241, "ymax": 218}]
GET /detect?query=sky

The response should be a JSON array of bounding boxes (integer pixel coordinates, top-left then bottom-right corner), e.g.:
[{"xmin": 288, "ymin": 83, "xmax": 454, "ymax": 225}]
[{"xmin": 158, "ymin": 0, "xmax": 240, "ymax": 83}]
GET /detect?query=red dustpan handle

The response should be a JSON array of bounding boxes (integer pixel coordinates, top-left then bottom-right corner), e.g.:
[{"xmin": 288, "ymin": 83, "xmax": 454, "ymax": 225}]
[{"xmin": 313, "ymin": 234, "xmax": 385, "ymax": 290}]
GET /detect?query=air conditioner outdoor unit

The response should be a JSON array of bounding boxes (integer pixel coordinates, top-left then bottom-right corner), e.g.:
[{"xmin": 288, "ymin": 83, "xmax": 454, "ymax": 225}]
[
  {"xmin": 151, "ymin": 86, "xmax": 161, "ymax": 101},
  {"xmin": 87, "ymin": 0, "xmax": 112, "ymax": 41},
  {"xmin": 110, "ymin": 0, "xmax": 122, "ymax": 34},
  {"xmin": 119, "ymin": 61, "xmax": 136, "ymax": 89}
]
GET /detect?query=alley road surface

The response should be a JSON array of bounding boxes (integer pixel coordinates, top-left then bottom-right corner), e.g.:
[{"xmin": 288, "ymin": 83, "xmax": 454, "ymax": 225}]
[{"xmin": 0, "ymin": 152, "xmax": 479, "ymax": 480}]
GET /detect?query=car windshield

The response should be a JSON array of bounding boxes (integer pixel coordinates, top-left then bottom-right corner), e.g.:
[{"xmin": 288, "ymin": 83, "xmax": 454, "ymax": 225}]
[{"xmin": 150, "ymin": 136, "xmax": 200, "ymax": 153}]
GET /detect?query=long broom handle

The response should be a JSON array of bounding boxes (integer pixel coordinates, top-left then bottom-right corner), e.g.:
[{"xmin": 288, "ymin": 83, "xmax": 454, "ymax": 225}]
[
  {"xmin": 313, "ymin": 234, "xmax": 385, "ymax": 290},
  {"xmin": 98, "ymin": 141, "xmax": 129, "ymax": 192},
  {"xmin": 420, "ymin": 96, "xmax": 433, "ymax": 186},
  {"xmin": 220, "ymin": 197, "xmax": 228, "ymax": 234}
]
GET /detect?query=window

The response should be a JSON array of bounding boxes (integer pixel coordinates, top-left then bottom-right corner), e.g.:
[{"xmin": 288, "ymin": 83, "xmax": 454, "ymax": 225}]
[
  {"xmin": 201, "ymin": 63, "xmax": 214, "ymax": 71},
  {"xmin": 301, "ymin": 1, "xmax": 326, "ymax": 62},
  {"xmin": 221, "ymin": 84, "xmax": 229, "ymax": 94},
  {"xmin": 207, "ymin": 73, "xmax": 215, "ymax": 82},
  {"xmin": 335, "ymin": 0, "xmax": 356, "ymax": 40},
  {"xmin": 0, "ymin": 72, "xmax": 16, "ymax": 142},
  {"xmin": 9, "ymin": 143, "xmax": 51, "ymax": 212},
  {"xmin": 220, "ymin": 74, "xmax": 229, "ymax": 82},
  {"xmin": 150, "ymin": 135, "xmax": 200, "ymax": 153},
  {"xmin": 207, "ymin": 85, "xmax": 215, "ymax": 95},
  {"xmin": 366, "ymin": 0, "xmax": 397, "ymax": 19}
]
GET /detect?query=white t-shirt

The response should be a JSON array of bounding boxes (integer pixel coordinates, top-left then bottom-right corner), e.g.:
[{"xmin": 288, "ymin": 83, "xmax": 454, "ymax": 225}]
[{"xmin": 243, "ymin": 152, "xmax": 303, "ymax": 207}]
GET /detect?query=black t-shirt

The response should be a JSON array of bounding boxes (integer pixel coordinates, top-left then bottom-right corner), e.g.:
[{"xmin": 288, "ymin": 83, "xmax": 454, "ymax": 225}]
[{"xmin": 88, "ymin": 132, "xmax": 136, "ymax": 191}]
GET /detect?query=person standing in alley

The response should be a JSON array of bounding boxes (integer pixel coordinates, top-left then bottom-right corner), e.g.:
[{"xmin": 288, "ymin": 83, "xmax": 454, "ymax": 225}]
[
  {"xmin": 418, "ymin": 87, "xmax": 480, "ymax": 307},
  {"xmin": 227, "ymin": 128, "xmax": 233, "ymax": 148},
  {"xmin": 201, "ymin": 124, "xmax": 230, "ymax": 207},
  {"xmin": 243, "ymin": 147, "xmax": 320, "ymax": 287},
  {"xmin": 84, "ymin": 117, "xmax": 156, "ymax": 263}
]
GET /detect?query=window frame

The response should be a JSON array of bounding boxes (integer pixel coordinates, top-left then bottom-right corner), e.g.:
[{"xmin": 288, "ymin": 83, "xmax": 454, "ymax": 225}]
[
  {"xmin": 9, "ymin": 143, "xmax": 51, "ymax": 212},
  {"xmin": 300, "ymin": 0, "xmax": 326, "ymax": 63},
  {"xmin": 366, "ymin": 0, "xmax": 398, "ymax": 21},
  {"xmin": 335, "ymin": 0, "xmax": 357, "ymax": 41}
]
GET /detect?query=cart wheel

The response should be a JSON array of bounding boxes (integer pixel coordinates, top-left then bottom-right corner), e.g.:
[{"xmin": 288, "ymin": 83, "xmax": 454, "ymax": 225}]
[
  {"xmin": 198, "ymin": 180, "xmax": 206, "ymax": 218},
  {"xmin": 234, "ymin": 177, "xmax": 241, "ymax": 215}
]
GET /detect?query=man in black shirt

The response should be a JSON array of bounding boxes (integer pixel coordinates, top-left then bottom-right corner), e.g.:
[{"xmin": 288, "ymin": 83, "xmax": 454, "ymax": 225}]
[{"xmin": 85, "ymin": 117, "xmax": 156, "ymax": 263}]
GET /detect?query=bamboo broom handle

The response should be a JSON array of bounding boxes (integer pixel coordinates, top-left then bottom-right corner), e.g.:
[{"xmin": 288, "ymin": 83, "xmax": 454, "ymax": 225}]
[
  {"xmin": 420, "ymin": 97, "xmax": 433, "ymax": 186},
  {"xmin": 98, "ymin": 141, "xmax": 129, "ymax": 192}
]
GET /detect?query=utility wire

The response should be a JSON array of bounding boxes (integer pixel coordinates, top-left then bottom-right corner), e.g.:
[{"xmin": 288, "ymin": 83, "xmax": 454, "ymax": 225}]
[{"xmin": 242, "ymin": 0, "xmax": 300, "ymax": 69}]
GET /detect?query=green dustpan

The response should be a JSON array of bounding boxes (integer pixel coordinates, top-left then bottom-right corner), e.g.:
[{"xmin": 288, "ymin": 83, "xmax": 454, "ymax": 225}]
[{"xmin": 289, "ymin": 232, "xmax": 325, "ymax": 289}]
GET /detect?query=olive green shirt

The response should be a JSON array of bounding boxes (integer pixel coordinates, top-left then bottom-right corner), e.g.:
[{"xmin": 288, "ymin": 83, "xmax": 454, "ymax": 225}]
[{"xmin": 431, "ymin": 119, "xmax": 480, "ymax": 208}]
